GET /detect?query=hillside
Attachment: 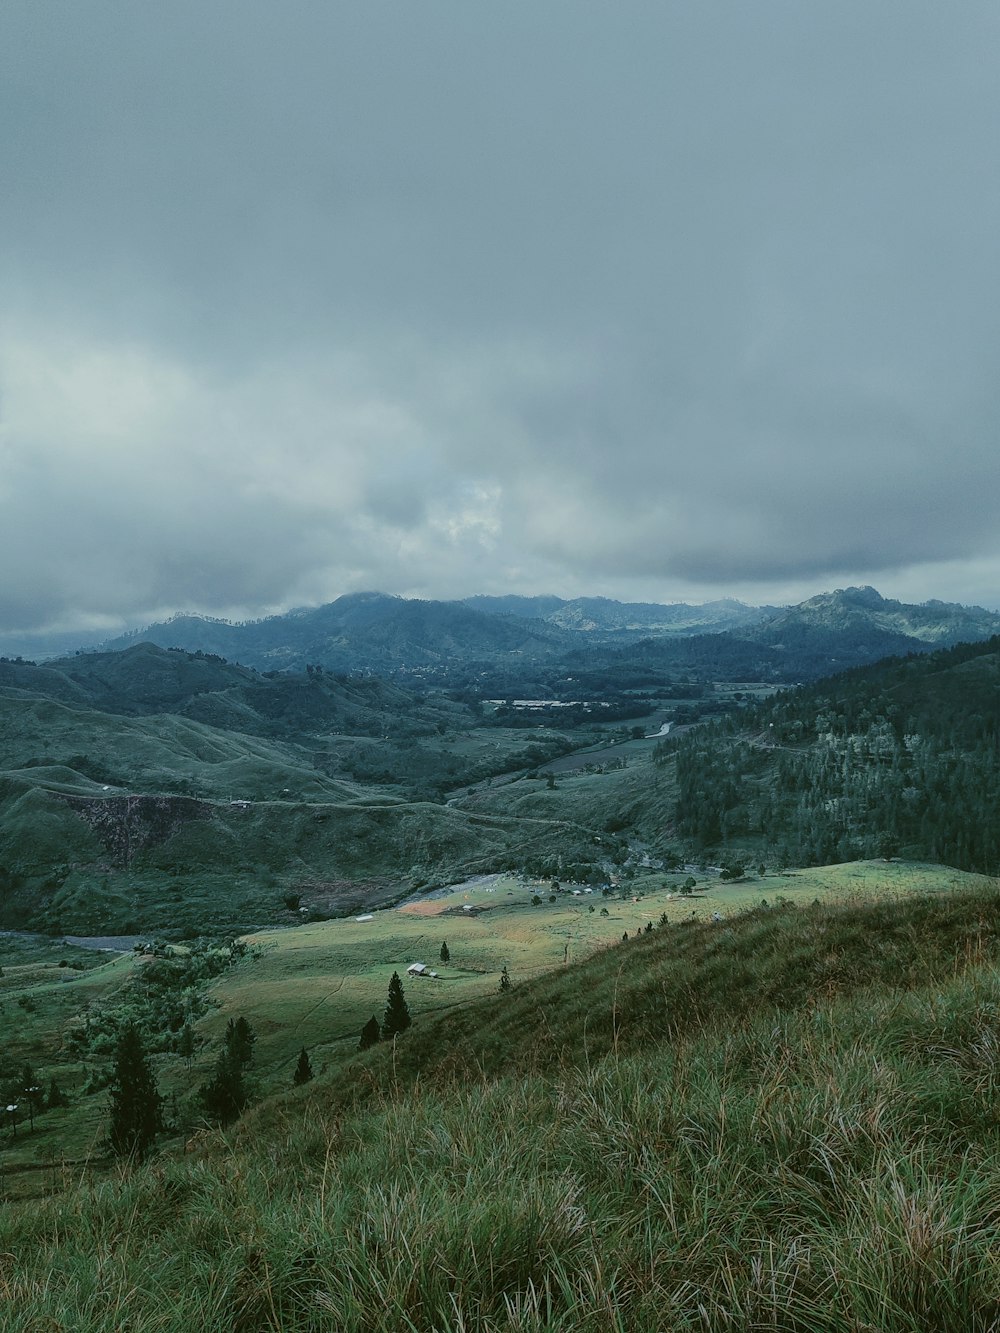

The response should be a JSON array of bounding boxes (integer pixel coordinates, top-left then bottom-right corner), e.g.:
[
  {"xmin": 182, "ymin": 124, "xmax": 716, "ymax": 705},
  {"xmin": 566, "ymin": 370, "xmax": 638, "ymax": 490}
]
[
  {"xmin": 98, "ymin": 592, "xmax": 575, "ymax": 675},
  {"xmin": 6, "ymin": 874, "xmax": 1000, "ymax": 1329},
  {"xmin": 1, "ymin": 642, "xmax": 469, "ymax": 739},
  {"xmin": 753, "ymin": 585, "xmax": 1000, "ymax": 646},
  {"xmin": 0, "ymin": 671, "xmax": 617, "ymax": 935},
  {"xmin": 463, "ymin": 593, "xmax": 774, "ymax": 636},
  {"xmin": 666, "ymin": 635, "xmax": 1000, "ymax": 873},
  {"xmin": 5, "ymin": 625, "xmax": 1000, "ymax": 935}
]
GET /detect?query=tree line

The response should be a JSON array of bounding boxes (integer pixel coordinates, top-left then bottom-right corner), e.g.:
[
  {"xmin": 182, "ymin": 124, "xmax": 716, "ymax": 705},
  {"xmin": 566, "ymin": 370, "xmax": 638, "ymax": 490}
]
[{"xmin": 660, "ymin": 638, "xmax": 1000, "ymax": 874}]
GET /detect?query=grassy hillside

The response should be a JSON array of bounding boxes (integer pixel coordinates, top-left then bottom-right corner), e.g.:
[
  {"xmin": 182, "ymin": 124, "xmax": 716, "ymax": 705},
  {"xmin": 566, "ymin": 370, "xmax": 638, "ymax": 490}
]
[
  {"xmin": 0, "ymin": 657, "xmax": 604, "ymax": 932},
  {"xmin": 4, "ymin": 870, "xmax": 1000, "ymax": 1329}
]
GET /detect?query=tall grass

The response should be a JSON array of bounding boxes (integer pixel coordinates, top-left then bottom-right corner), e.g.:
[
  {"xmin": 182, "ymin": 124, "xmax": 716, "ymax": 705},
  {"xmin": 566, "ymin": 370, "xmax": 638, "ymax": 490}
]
[{"xmin": 5, "ymin": 887, "xmax": 1000, "ymax": 1330}]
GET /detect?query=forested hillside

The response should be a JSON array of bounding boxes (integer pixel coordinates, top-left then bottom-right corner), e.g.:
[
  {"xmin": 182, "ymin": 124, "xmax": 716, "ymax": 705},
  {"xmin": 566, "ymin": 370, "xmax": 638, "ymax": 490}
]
[
  {"xmin": 58, "ymin": 586, "xmax": 1000, "ymax": 685},
  {"xmin": 666, "ymin": 637, "xmax": 1000, "ymax": 873}
]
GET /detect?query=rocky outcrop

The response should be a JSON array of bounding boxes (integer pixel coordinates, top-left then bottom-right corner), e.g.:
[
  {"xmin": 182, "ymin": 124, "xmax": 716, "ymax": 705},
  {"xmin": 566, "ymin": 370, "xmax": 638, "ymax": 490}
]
[{"xmin": 57, "ymin": 793, "xmax": 212, "ymax": 867}]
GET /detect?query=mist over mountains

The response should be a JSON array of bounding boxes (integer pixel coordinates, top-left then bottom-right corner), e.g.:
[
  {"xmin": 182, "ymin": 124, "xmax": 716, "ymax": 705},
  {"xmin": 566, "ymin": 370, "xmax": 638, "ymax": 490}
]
[{"xmin": 8, "ymin": 585, "xmax": 994, "ymax": 684}]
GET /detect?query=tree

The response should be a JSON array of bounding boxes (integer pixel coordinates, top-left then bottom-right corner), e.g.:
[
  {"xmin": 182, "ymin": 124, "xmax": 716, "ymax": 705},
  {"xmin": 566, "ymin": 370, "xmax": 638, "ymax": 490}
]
[
  {"xmin": 358, "ymin": 1015, "xmax": 381, "ymax": 1051},
  {"xmin": 46, "ymin": 1078, "xmax": 69, "ymax": 1110},
  {"xmin": 176, "ymin": 1023, "xmax": 196, "ymax": 1067},
  {"xmin": 199, "ymin": 1047, "xmax": 249, "ymax": 1126},
  {"xmin": 225, "ymin": 1016, "xmax": 256, "ymax": 1068},
  {"xmin": 498, "ymin": 964, "xmax": 511, "ymax": 993},
  {"xmin": 381, "ymin": 971, "xmax": 411, "ymax": 1039},
  {"xmin": 200, "ymin": 1016, "xmax": 256, "ymax": 1126},
  {"xmin": 440, "ymin": 940, "xmax": 450, "ymax": 963},
  {"xmin": 293, "ymin": 1048, "xmax": 313, "ymax": 1086},
  {"xmin": 108, "ymin": 1023, "xmax": 162, "ymax": 1161}
]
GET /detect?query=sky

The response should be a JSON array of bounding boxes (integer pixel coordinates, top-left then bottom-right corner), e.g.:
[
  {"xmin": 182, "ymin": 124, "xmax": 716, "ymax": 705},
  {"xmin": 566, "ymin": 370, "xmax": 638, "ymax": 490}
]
[{"xmin": 2, "ymin": 1, "xmax": 1000, "ymax": 636}]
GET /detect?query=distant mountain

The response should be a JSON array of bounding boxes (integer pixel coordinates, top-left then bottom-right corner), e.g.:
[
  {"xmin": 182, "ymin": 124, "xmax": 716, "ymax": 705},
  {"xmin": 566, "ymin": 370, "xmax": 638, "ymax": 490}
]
[
  {"xmin": 11, "ymin": 586, "xmax": 999, "ymax": 683},
  {"xmin": 733, "ymin": 587, "xmax": 1000, "ymax": 672},
  {"xmin": 749, "ymin": 585, "xmax": 1000, "ymax": 644},
  {"xmin": 557, "ymin": 587, "xmax": 1000, "ymax": 683},
  {"xmin": 464, "ymin": 594, "xmax": 775, "ymax": 636},
  {"xmin": 97, "ymin": 592, "xmax": 574, "ymax": 674}
]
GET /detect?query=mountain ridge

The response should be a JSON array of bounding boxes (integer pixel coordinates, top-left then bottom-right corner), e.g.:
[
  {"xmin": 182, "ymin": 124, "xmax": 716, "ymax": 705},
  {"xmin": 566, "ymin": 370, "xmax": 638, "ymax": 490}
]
[{"xmin": 41, "ymin": 585, "xmax": 1000, "ymax": 679}]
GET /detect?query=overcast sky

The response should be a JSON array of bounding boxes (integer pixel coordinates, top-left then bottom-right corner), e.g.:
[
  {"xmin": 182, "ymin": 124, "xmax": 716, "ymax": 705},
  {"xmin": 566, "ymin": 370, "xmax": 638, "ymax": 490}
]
[{"xmin": 2, "ymin": 1, "xmax": 999, "ymax": 633}]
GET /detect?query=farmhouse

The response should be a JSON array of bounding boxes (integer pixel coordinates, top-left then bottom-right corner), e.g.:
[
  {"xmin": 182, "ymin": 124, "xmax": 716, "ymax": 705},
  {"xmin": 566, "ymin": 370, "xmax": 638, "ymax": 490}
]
[{"xmin": 407, "ymin": 962, "xmax": 428, "ymax": 976}]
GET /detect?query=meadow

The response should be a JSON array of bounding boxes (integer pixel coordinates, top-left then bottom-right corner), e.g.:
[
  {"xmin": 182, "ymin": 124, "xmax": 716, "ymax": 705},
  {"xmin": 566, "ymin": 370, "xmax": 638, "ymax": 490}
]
[
  {"xmin": 5, "ymin": 871, "xmax": 1000, "ymax": 1329},
  {"xmin": 1, "ymin": 859, "xmax": 989, "ymax": 1205}
]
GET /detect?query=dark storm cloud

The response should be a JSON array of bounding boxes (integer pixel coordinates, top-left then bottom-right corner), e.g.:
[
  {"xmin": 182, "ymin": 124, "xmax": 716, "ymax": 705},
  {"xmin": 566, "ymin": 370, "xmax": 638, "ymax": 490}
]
[{"xmin": 2, "ymin": 0, "xmax": 999, "ymax": 631}]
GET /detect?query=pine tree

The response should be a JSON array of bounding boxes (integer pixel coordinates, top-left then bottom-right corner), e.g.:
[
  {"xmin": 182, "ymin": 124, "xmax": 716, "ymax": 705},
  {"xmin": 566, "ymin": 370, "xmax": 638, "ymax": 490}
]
[
  {"xmin": 200, "ymin": 1017, "xmax": 256, "ymax": 1126},
  {"xmin": 381, "ymin": 971, "xmax": 411, "ymax": 1039},
  {"xmin": 358, "ymin": 1015, "xmax": 381, "ymax": 1051},
  {"xmin": 46, "ymin": 1078, "xmax": 69, "ymax": 1109},
  {"xmin": 498, "ymin": 964, "xmax": 512, "ymax": 993},
  {"xmin": 293, "ymin": 1048, "xmax": 313, "ymax": 1086},
  {"xmin": 225, "ymin": 1016, "xmax": 256, "ymax": 1067},
  {"xmin": 176, "ymin": 1023, "xmax": 196, "ymax": 1067},
  {"xmin": 199, "ymin": 1046, "xmax": 249, "ymax": 1126},
  {"xmin": 108, "ymin": 1023, "xmax": 162, "ymax": 1161},
  {"xmin": 440, "ymin": 940, "xmax": 450, "ymax": 963}
]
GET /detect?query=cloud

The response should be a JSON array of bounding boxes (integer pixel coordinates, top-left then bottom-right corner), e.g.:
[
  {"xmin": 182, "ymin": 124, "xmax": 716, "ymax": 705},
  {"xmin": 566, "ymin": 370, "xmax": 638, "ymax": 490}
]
[{"xmin": 2, "ymin": 0, "xmax": 1000, "ymax": 631}]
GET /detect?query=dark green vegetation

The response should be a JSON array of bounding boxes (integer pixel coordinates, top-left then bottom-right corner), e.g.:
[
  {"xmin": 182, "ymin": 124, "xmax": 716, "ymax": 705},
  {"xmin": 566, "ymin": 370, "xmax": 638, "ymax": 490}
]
[
  {"xmin": 668, "ymin": 635, "xmax": 1000, "ymax": 875},
  {"xmin": 4, "ymin": 591, "xmax": 1000, "ymax": 1328},
  {"xmin": 0, "ymin": 644, "xmax": 624, "ymax": 933},
  {"xmin": 82, "ymin": 585, "xmax": 1000, "ymax": 683},
  {"xmin": 5, "ymin": 881, "xmax": 1000, "ymax": 1329},
  {"xmin": 107, "ymin": 1023, "xmax": 162, "ymax": 1161}
]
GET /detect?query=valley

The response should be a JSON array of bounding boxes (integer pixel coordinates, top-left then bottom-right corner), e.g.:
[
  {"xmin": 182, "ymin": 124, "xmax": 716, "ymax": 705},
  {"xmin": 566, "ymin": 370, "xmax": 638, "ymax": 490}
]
[{"xmin": 3, "ymin": 587, "xmax": 1000, "ymax": 1330}]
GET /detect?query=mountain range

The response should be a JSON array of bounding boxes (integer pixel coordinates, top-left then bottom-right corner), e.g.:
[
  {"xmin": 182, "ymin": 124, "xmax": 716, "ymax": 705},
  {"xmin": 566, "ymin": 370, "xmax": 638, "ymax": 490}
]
[{"xmin": 10, "ymin": 585, "xmax": 997, "ymax": 682}]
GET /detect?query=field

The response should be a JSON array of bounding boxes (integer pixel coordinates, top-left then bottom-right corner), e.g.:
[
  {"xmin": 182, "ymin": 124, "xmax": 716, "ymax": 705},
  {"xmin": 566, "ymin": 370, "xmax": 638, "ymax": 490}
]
[
  {"xmin": 1, "ymin": 858, "xmax": 992, "ymax": 1203},
  {"xmin": 175, "ymin": 859, "xmax": 997, "ymax": 1094},
  {"xmin": 8, "ymin": 867, "xmax": 1000, "ymax": 1330}
]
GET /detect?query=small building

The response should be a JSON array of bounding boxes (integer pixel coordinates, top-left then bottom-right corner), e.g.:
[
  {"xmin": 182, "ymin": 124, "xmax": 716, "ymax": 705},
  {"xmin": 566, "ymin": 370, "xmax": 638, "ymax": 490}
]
[
  {"xmin": 407, "ymin": 962, "xmax": 428, "ymax": 976},
  {"xmin": 355, "ymin": 914, "xmax": 374, "ymax": 922}
]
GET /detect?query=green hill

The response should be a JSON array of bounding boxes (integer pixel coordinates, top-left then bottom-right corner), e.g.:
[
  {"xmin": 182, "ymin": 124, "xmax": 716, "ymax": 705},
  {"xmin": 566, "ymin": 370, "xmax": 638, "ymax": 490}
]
[
  {"xmin": 667, "ymin": 635, "xmax": 1000, "ymax": 874},
  {"xmin": 5, "ymin": 872, "xmax": 1000, "ymax": 1330},
  {"xmin": 1, "ymin": 641, "xmax": 470, "ymax": 739},
  {"xmin": 98, "ymin": 592, "xmax": 574, "ymax": 674}
]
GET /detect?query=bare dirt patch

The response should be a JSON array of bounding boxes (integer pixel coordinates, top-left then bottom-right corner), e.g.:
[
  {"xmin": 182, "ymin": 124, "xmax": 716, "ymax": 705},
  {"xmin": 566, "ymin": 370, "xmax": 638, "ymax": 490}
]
[{"xmin": 291, "ymin": 877, "xmax": 401, "ymax": 917}]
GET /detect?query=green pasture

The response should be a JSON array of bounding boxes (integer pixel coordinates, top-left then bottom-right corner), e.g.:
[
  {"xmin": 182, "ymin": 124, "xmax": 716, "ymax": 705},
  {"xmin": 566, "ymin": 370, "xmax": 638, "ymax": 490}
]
[
  {"xmin": 0, "ymin": 945, "xmax": 143, "ymax": 1189},
  {"xmin": 457, "ymin": 753, "xmax": 676, "ymax": 846},
  {"xmin": 204, "ymin": 860, "xmax": 992, "ymax": 1095},
  {"xmin": 1, "ymin": 858, "xmax": 992, "ymax": 1200},
  {"xmin": 0, "ymin": 692, "xmax": 372, "ymax": 803}
]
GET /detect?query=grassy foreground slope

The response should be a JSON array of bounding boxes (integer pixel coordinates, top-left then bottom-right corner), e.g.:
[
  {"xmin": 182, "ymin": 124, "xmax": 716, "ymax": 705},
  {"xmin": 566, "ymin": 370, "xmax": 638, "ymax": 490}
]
[{"xmin": 5, "ymin": 872, "xmax": 1000, "ymax": 1331}]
